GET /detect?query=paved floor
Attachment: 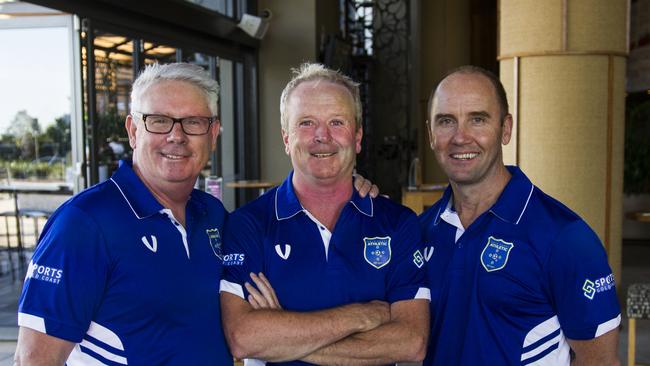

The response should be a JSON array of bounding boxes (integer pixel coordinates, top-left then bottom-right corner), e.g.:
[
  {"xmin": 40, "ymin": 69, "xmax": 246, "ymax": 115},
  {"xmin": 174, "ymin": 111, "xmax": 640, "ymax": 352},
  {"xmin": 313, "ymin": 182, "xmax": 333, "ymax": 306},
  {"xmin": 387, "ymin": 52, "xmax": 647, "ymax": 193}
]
[
  {"xmin": 0, "ymin": 342, "xmax": 16, "ymax": 366},
  {"xmin": 0, "ymin": 239, "xmax": 648, "ymax": 365},
  {"xmin": 0, "ymin": 259, "xmax": 20, "ymax": 366}
]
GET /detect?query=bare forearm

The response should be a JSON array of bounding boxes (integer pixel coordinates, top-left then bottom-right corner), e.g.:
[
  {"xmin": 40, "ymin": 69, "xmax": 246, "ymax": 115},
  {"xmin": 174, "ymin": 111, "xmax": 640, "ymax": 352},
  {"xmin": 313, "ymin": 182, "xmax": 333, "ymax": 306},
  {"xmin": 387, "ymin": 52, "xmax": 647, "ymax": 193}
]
[
  {"xmin": 569, "ymin": 329, "xmax": 620, "ymax": 366},
  {"xmin": 229, "ymin": 307, "xmax": 363, "ymax": 361},
  {"xmin": 302, "ymin": 300, "xmax": 429, "ymax": 365},
  {"xmin": 15, "ymin": 327, "xmax": 75, "ymax": 366},
  {"xmin": 222, "ymin": 295, "xmax": 389, "ymax": 362}
]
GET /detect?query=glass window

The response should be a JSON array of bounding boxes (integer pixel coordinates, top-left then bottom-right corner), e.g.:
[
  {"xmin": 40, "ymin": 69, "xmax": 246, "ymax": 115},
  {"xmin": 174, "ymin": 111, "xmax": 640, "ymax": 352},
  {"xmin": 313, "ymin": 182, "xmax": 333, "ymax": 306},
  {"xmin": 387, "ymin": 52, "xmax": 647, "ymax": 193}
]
[
  {"xmin": 0, "ymin": 27, "xmax": 71, "ymax": 182},
  {"xmin": 80, "ymin": 27, "xmax": 238, "ymax": 210},
  {"xmin": 0, "ymin": 6, "xmax": 75, "ymax": 187},
  {"xmin": 83, "ymin": 31, "xmax": 135, "ymax": 180},
  {"xmin": 0, "ymin": 1, "xmax": 78, "ymax": 326},
  {"xmin": 181, "ymin": 0, "xmax": 248, "ymax": 18}
]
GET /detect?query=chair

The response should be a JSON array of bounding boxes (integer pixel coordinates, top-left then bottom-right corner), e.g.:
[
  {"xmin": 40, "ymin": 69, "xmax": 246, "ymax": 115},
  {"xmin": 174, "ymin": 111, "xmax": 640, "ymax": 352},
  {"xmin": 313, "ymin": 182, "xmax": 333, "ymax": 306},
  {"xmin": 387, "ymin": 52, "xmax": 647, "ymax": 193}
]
[
  {"xmin": 16, "ymin": 193, "xmax": 69, "ymax": 249},
  {"xmin": 401, "ymin": 185, "xmax": 446, "ymax": 214},
  {"xmin": 19, "ymin": 208, "xmax": 52, "ymax": 247},
  {"xmin": 0, "ymin": 213, "xmax": 16, "ymax": 280},
  {"xmin": 0, "ymin": 209, "xmax": 46, "ymax": 281},
  {"xmin": 627, "ymin": 283, "xmax": 650, "ymax": 366},
  {"xmin": 0, "ymin": 191, "xmax": 18, "ymax": 280},
  {"xmin": 0, "ymin": 168, "xmax": 16, "ymax": 278},
  {"xmin": 0, "ymin": 192, "xmax": 69, "ymax": 278}
]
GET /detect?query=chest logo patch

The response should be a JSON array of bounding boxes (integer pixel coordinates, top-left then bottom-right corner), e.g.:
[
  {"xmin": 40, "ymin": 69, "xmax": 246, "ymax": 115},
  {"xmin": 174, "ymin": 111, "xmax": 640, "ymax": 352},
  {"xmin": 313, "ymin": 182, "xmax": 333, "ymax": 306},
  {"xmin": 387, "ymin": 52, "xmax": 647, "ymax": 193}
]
[
  {"xmin": 480, "ymin": 236, "xmax": 514, "ymax": 272},
  {"xmin": 424, "ymin": 246, "xmax": 434, "ymax": 262},
  {"xmin": 363, "ymin": 236, "xmax": 391, "ymax": 269},
  {"xmin": 275, "ymin": 244, "xmax": 291, "ymax": 260},
  {"xmin": 141, "ymin": 235, "xmax": 158, "ymax": 253},
  {"xmin": 206, "ymin": 228, "xmax": 223, "ymax": 259}
]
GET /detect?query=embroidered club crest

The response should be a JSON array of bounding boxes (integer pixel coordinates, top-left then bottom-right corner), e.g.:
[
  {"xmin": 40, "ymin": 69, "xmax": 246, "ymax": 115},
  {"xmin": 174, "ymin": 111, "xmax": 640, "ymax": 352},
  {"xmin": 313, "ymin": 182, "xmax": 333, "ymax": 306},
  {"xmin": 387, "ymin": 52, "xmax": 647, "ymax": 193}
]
[
  {"xmin": 206, "ymin": 228, "xmax": 222, "ymax": 259},
  {"xmin": 480, "ymin": 236, "xmax": 514, "ymax": 272},
  {"xmin": 363, "ymin": 236, "xmax": 392, "ymax": 269}
]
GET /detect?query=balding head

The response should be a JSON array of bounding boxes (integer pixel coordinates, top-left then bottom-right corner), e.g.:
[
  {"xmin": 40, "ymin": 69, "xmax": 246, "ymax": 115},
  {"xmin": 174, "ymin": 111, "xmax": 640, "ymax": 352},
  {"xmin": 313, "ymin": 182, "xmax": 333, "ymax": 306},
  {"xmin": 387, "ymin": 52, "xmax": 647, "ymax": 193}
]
[{"xmin": 427, "ymin": 65, "xmax": 509, "ymax": 124}]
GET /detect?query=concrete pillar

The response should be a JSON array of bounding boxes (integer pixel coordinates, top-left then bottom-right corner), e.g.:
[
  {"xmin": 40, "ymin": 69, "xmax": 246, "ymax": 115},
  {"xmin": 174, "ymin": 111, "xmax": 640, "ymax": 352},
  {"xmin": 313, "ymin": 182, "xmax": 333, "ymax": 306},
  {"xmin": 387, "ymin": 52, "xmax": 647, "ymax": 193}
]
[{"xmin": 499, "ymin": 0, "xmax": 628, "ymax": 281}]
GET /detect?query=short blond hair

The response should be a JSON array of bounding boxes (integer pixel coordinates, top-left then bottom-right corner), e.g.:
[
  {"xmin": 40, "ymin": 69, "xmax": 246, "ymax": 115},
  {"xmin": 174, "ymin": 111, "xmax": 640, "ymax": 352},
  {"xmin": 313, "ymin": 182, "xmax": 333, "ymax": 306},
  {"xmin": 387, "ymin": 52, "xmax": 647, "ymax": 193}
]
[{"xmin": 280, "ymin": 63, "xmax": 362, "ymax": 131}]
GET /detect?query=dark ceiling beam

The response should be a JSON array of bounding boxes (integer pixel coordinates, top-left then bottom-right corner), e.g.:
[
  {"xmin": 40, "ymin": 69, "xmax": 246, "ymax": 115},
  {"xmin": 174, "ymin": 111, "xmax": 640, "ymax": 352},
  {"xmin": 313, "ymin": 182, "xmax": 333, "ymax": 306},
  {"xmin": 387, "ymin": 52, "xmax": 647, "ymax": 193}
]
[{"xmin": 27, "ymin": 0, "xmax": 258, "ymax": 59}]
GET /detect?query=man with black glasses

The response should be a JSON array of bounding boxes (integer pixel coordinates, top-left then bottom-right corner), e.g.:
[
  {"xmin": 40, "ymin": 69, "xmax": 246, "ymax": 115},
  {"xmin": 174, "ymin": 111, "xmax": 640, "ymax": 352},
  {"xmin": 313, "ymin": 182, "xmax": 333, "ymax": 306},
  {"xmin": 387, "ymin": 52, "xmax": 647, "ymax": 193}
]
[{"xmin": 15, "ymin": 63, "xmax": 233, "ymax": 365}]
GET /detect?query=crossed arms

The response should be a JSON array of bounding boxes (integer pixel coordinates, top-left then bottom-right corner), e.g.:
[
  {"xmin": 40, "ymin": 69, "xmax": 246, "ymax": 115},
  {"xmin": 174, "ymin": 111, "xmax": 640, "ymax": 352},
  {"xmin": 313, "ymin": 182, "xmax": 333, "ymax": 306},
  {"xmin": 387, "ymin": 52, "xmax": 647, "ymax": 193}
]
[{"xmin": 220, "ymin": 273, "xmax": 430, "ymax": 365}]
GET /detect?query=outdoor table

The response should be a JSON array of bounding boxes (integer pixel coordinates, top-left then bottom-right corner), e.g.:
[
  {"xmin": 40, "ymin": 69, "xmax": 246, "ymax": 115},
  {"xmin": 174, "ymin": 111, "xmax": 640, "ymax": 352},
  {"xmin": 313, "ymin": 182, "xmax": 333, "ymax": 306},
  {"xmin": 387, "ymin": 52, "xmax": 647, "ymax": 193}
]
[{"xmin": 0, "ymin": 183, "xmax": 73, "ymax": 261}]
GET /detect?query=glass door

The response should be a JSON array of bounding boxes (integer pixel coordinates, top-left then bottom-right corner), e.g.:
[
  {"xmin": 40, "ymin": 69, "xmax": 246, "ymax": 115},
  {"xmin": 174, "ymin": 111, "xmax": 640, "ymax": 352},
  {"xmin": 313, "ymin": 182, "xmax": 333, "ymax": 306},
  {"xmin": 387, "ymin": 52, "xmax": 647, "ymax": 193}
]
[
  {"xmin": 0, "ymin": 4, "xmax": 79, "ymax": 190},
  {"xmin": 0, "ymin": 0, "xmax": 80, "ymax": 333},
  {"xmin": 80, "ymin": 23, "xmax": 238, "ymax": 209}
]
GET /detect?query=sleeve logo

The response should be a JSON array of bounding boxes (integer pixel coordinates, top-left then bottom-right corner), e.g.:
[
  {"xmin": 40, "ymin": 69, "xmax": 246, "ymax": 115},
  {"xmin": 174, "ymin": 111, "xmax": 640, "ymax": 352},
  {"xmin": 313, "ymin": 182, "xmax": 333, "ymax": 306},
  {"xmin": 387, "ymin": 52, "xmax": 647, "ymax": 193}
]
[
  {"xmin": 582, "ymin": 279, "xmax": 596, "ymax": 300},
  {"xmin": 223, "ymin": 253, "xmax": 245, "ymax": 266},
  {"xmin": 413, "ymin": 250, "xmax": 424, "ymax": 268},
  {"xmin": 582, "ymin": 274, "xmax": 615, "ymax": 300},
  {"xmin": 25, "ymin": 261, "xmax": 63, "ymax": 285}
]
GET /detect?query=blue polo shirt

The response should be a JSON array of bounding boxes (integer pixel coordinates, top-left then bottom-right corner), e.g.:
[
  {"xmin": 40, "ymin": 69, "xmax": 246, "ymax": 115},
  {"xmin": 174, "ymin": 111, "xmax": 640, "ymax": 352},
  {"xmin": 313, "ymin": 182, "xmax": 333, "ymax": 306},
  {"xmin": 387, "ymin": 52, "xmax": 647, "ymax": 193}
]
[
  {"xmin": 420, "ymin": 166, "xmax": 621, "ymax": 365},
  {"xmin": 221, "ymin": 172, "xmax": 430, "ymax": 366},
  {"xmin": 18, "ymin": 160, "xmax": 232, "ymax": 365}
]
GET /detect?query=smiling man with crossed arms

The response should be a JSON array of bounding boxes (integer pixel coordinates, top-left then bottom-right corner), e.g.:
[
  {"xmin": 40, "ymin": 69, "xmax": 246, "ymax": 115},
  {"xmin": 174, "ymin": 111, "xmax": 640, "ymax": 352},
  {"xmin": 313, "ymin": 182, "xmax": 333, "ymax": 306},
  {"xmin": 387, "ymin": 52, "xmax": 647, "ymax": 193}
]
[{"xmin": 219, "ymin": 63, "xmax": 430, "ymax": 365}]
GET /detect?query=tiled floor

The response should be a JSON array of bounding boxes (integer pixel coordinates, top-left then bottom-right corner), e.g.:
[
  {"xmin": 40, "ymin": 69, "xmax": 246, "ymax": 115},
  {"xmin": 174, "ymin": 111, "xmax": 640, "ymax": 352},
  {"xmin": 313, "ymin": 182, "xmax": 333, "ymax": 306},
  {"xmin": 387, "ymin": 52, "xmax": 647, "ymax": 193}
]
[{"xmin": 0, "ymin": 241, "xmax": 648, "ymax": 365}]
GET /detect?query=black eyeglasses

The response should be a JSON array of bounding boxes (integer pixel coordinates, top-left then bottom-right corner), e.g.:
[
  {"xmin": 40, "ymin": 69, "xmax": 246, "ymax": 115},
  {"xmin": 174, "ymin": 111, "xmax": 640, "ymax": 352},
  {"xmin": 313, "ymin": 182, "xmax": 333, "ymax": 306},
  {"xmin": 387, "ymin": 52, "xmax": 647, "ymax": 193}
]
[{"xmin": 132, "ymin": 112, "xmax": 216, "ymax": 135}]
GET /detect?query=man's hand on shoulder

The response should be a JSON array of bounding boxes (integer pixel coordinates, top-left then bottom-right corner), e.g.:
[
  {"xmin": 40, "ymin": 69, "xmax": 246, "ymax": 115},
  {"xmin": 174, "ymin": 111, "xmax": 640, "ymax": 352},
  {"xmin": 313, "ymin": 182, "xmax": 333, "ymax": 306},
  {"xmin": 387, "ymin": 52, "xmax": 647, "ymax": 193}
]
[{"xmin": 353, "ymin": 172, "xmax": 379, "ymax": 198}]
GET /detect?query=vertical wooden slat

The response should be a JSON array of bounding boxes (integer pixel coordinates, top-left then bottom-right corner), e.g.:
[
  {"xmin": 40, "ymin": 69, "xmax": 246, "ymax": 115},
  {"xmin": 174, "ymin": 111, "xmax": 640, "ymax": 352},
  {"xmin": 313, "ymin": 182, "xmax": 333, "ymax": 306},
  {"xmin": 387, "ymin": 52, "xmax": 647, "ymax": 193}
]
[
  {"xmin": 497, "ymin": 0, "xmax": 501, "ymax": 58},
  {"xmin": 628, "ymin": 318, "xmax": 636, "ymax": 366},
  {"xmin": 562, "ymin": 0, "xmax": 568, "ymax": 51},
  {"xmin": 513, "ymin": 56, "xmax": 520, "ymax": 165},
  {"xmin": 605, "ymin": 55, "xmax": 614, "ymax": 253},
  {"xmin": 626, "ymin": 0, "xmax": 631, "ymax": 54}
]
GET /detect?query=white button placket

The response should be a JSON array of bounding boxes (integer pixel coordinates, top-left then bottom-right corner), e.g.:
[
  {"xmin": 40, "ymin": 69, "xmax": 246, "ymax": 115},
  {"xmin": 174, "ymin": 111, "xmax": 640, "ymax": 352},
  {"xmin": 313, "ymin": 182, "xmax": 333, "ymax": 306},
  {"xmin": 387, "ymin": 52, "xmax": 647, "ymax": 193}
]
[{"xmin": 160, "ymin": 208, "xmax": 190, "ymax": 258}]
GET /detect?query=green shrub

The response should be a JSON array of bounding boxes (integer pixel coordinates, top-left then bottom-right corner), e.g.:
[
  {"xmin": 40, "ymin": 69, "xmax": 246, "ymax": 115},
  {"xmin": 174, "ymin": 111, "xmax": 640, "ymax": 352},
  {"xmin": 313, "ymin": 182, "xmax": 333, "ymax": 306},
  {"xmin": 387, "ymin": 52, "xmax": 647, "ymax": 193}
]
[{"xmin": 0, "ymin": 160, "xmax": 66, "ymax": 181}]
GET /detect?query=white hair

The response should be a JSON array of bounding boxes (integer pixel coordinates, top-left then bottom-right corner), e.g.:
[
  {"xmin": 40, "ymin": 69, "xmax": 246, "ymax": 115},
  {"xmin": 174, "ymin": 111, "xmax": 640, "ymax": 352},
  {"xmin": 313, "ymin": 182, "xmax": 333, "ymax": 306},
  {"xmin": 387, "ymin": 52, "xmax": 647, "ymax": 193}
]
[{"xmin": 130, "ymin": 62, "xmax": 219, "ymax": 116}]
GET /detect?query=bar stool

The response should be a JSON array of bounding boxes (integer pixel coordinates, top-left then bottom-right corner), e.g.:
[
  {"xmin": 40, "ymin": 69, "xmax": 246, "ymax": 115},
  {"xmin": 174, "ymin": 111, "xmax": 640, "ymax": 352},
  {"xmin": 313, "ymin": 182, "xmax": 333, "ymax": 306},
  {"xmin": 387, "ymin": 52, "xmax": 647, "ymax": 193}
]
[
  {"xmin": 0, "ymin": 210, "xmax": 17, "ymax": 280},
  {"xmin": 627, "ymin": 283, "xmax": 650, "ymax": 366},
  {"xmin": 19, "ymin": 208, "xmax": 52, "ymax": 248},
  {"xmin": 0, "ymin": 208, "xmax": 49, "ymax": 280}
]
